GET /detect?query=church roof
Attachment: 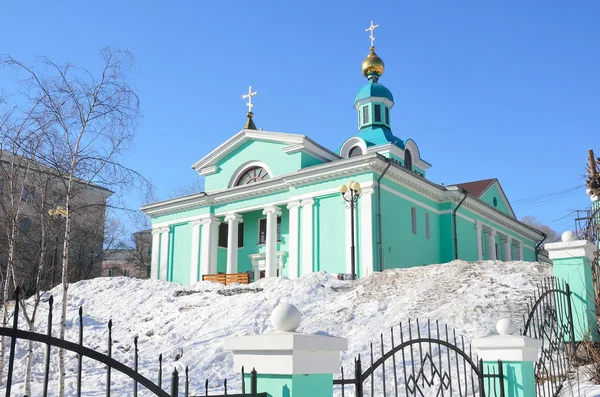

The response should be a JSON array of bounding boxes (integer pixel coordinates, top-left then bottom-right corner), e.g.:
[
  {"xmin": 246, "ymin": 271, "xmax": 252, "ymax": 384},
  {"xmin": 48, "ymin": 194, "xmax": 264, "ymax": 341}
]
[
  {"xmin": 455, "ymin": 178, "xmax": 497, "ymax": 197},
  {"xmin": 354, "ymin": 82, "xmax": 394, "ymax": 103}
]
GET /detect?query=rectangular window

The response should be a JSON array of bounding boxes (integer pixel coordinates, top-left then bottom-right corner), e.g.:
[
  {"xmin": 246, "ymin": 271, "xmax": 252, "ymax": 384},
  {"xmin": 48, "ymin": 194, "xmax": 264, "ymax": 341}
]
[
  {"xmin": 374, "ymin": 104, "xmax": 381, "ymax": 122},
  {"xmin": 22, "ymin": 185, "xmax": 35, "ymax": 202},
  {"xmin": 238, "ymin": 222, "xmax": 244, "ymax": 247},
  {"xmin": 495, "ymin": 243, "xmax": 499, "ymax": 259},
  {"xmin": 411, "ymin": 207, "xmax": 417, "ymax": 235},
  {"xmin": 108, "ymin": 269, "xmax": 114, "ymax": 277},
  {"xmin": 258, "ymin": 217, "xmax": 282, "ymax": 245},
  {"xmin": 123, "ymin": 269, "xmax": 130, "ymax": 277},
  {"xmin": 218, "ymin": 223, "xmax": 244, "ymax": 248},
  {"xmin": 362, "ymin": 106, "xmax": 369, "ymax": 124},
  {"xmin": 218, "ymin": 223, "xmax": 228, "ymax": 248},
  {"xmin": 147, "ymin": 245, "xmax": 152, "ymax": 256},
  {"xmin": 425, "ymin": 213, "xmax": 430, "ymax": 240},
  {"xmin": 385, "ymin": 107, "xmax": 389, "ymax": 124}
]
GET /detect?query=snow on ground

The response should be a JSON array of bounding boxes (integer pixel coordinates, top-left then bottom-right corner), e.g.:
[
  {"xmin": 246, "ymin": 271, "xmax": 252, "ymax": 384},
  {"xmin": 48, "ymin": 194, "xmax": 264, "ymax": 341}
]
[{"xmin": 0, "ymin": 259, "xmax": 589, "ymax": 396}]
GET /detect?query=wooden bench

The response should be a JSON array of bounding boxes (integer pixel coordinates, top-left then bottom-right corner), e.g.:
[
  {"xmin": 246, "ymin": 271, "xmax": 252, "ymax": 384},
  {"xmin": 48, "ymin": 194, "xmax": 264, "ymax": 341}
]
[{"xmin": 202, "ymin": 273, "xmax": 250, "ymax": 285}]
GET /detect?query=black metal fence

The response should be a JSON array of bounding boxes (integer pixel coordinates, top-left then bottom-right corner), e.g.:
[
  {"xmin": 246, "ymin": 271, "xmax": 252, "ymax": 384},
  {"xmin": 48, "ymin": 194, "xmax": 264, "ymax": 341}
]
[
  {"xmin": 0, "ymin": 289, "xmax": 266, "ymax": 397},
  {"xmin": 521, "ymin": 277, "xmax": 576, "ymax": 397},
  {"xmin": 334, "ymin": 319, "xmax": 505, "ymax": 396}
]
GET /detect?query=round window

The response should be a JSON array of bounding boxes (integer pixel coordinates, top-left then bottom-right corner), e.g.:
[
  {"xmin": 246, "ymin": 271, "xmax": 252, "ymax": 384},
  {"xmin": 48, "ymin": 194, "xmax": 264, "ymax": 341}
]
[{"xmin": 493, "ymin": 197, "xmax": 498, "ymax": 207}]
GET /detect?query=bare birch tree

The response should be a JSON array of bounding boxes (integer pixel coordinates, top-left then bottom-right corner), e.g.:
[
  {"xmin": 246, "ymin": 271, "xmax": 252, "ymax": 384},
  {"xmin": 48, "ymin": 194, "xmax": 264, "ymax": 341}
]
[{"xmin": 2, "ymin": 47, "xmax": 142, "ymax": 395}]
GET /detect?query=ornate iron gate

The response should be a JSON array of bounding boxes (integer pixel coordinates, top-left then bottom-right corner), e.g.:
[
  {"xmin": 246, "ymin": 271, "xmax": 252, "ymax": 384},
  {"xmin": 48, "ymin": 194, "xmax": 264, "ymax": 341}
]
[
  {"xmin": 521, "ymin": 277, "xmax": 576, "ymax": 397},
  {"xmin": 334, "ymin": 319, "xmax": 505, "ymax": 396},
  {"xmin": 0, "ymin": 289, "xmax": 265, "ymax": 397}
]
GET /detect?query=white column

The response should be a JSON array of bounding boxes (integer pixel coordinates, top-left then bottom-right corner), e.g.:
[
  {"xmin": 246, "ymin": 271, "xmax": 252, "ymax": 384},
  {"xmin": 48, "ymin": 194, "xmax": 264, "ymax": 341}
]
[
  {"xmin": 501, "ymin": 236, "xmax": 511, "ymax": 261},
  {"xmin": 519, "ymin": 243, "xmax": 524, "ymax": 261},
  {"xmin": 263, "ymin": 206, "xmax": 282, "ymax": 278},
  {"xmin": 189, "ymin": 220, "xmax": 202, "ymax": 283},
  {"xmin": 511, "ymin": 239, "xmax": 521, "ymax": 260},
  {"xmin": 159, "ymin": 226, "xmax": 170, "ymax": 280},
  {"xmin": 286, "ymin": 201, "xmax": 301, "ymax": 279},
  {"xmin": 485, "ymin": 230, "xmax": 497, "ymax": 260},
  {"xmin": 475, "ymin": 221, "xmax": 483, "ymax": 261},
  {"xmin": 150, "ymin": 229, "xmax": 160, "ymax": 279},
  {"xmin": 360, "ymin": 187, "xmax": 375, "ymax": 278},
  {"xmin": 200, "ymin": 216, "xmax": 220, "ymax": 277},
  {"xmin": 225, "ymin": 213, "xmax": 243, "ymax": 274},
  {"xmin": 300, "ymin": 198, "xmax": 314, "ymax": 276}
]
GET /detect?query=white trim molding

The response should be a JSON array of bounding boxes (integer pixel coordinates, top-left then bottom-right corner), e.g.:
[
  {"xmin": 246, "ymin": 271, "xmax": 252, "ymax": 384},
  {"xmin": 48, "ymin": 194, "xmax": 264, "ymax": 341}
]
[
  {"xmin": 192, "ymin": 129, "xmax": 339, "ymax": 173},
  {"xmin": 228, "ymin": 161, "xmax": 274, "ymax": 188},
  {"xmin": 198, "ymin": 165, "xmax": 219, "ymax": 176},
  {"xmin": 339, "ymin": 137, "xmax": 368, "ymax": 158},
  {"xmin": 354, "ymin": 96, "xmax": 394, "ymax": 109}
]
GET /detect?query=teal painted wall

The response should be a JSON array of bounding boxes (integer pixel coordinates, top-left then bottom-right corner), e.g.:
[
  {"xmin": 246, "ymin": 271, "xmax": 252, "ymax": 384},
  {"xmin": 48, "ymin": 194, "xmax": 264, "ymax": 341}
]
[
  {"xmin": 379, "ymin": 182, "xmax": 441, "ymax": 269},
  {"xmin": 170, "ymin": 223, "xmax": 192, "ymax": 284},
  {"xmin": 314, "ymin": 195, "xmax": 347, "ymax": 274},
  {"xmin": 455, "ymin": 216, "xmax": 479, "ymax": 261},
  {"xmin": 483, "ymin": 361, "xmax": 536, "ymax": 397},
  {"xmin": 480, "ymin": 183, "xmax": 513, "ymax": 217},
  {"xmin": 249, "ymin": 373, "xmax": 333, "ymax": 397},
  {"xmin": 554, "ymin": 256, "xmax": 598, "ymax": 341},
  {"xmin": 205, "ymin": 140, "xmax": 323, "ymax": 191}
]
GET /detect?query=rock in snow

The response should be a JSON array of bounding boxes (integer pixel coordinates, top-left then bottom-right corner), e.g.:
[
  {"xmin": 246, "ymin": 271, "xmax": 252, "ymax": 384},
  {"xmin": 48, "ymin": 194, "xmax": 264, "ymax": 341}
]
[{"xmin": 0, "ymin": 260, "xmax": 595, "ymax": 395}]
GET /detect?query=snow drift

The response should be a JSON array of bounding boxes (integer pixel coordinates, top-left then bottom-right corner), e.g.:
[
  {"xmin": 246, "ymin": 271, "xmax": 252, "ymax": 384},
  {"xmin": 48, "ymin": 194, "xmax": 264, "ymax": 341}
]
[{"xmin": 0, "ymin": 260, "xmax": 561, "ymax": 395}]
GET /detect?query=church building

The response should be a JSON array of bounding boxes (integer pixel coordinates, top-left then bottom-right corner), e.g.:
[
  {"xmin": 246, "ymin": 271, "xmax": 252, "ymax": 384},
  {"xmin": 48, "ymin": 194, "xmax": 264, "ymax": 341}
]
[{"xmin": 141, "ymin": 23, "xmax": 544, "ymax": 284}]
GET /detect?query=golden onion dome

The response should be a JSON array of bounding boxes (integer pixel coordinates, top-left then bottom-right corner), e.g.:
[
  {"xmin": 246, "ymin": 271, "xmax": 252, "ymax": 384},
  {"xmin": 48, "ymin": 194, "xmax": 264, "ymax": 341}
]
[{"xmin": 362, "ymin": 46, "xmax": 385, "ymax": 80}]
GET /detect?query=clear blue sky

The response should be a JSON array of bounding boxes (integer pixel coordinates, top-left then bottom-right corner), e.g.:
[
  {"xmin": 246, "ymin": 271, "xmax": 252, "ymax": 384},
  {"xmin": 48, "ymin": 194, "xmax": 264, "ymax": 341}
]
[{"xmin": 1, "ymin": 1, "xmax": 598, "ymax": 234}]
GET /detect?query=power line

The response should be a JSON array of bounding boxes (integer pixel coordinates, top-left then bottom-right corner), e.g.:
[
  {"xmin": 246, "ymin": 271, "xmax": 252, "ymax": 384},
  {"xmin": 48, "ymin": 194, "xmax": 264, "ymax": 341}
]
[
  {"xmin": 512, "ymin": 185, "xmax": 585, "ymax": 205},
  {"xmin": 397, "ymin": 120, "xmax": 599, "ymax": 133}
]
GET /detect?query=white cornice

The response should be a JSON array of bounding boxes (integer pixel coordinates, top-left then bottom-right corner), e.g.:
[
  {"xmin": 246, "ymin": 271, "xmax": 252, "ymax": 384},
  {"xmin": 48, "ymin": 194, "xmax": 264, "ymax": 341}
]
[
  {"xmin": 198, "ymin": 165, "xmax": 219, "ymax": 176},
  {"xmin": 353, "ymin": 96, "xmax": 394, "ymax": 109},
  {"xmin": 144, "ymin": 155, "xmax": 544, "ymax": 242}
]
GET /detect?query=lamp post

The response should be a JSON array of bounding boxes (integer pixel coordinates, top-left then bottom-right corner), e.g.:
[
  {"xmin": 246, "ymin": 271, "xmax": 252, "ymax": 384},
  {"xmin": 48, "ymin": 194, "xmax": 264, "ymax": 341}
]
[{"xmin": 339, "ymin": 181, "xmax": 362, "ymax": 280}]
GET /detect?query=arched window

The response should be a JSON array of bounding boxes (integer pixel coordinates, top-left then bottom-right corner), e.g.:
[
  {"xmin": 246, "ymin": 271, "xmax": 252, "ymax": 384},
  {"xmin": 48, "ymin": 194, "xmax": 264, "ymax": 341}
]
[
  {"xmin": 235, "ymin": 166, "xmax": 271, "ymax": 186},
  {"xmin": 404, "ymin": 150, "xmax": 413, "ymax": 171},
  {"xmin": 349, "ymin": 146, "xmax": 363, "ymax": 157}
]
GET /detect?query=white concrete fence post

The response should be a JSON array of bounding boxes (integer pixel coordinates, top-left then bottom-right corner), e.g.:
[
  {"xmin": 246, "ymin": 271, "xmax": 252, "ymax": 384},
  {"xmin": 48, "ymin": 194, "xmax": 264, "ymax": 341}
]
[{"xmin": 224, "ymin": 303, "xmax": 348, "ymax": 397}]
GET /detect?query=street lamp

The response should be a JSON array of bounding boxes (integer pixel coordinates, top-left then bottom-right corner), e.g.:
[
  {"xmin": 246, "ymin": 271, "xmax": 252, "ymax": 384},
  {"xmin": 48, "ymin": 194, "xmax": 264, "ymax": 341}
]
[{"xmin": 339, "ymin": 181, "xmax": 362, "ymax": 280}]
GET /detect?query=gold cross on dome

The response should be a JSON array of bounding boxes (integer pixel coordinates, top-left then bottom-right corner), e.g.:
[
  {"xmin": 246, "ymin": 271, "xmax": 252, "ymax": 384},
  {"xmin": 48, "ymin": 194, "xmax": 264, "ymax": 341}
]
[
  {"xmin": 365, "ymin": 21, "xmax": 379, "ymax": 48},
  {"xmin": 242, "ymin": 86, "xmax": 258, "ymax": 113}
]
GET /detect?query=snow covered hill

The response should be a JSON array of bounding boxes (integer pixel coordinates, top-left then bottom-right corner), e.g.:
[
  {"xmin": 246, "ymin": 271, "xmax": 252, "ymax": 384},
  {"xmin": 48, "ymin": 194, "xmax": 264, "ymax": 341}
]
[{"xmin": 0, "ymin": 260, "xmax": 587, "ymax": 396}]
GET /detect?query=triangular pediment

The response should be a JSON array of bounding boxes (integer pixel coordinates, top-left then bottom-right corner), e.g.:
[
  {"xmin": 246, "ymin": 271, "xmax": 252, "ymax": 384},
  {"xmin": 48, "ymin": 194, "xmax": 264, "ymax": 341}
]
[
  {"xmin": 192, "ymin": 129, "xmax": 339, "ymax": 174},
  {"xmin": 455, "ymin": 178, "xmax": 516, "ymax": 218}
]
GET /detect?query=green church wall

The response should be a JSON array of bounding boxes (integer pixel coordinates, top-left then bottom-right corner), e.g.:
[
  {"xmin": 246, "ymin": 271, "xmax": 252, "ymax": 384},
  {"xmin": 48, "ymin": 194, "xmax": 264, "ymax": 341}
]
[
  {"xmin": 314, "ymin": 195, "xmax": 346, "ymax": 274},
  {"xmin": 455, "ymin": 216, "xmax": 479, "ymax": 261},
  {"xmin": 169, "ymin": 223, "xmax": 192, "ymax": 284},
  {"xmin": 480, "ymin": 183, "xmax": 513, "ymax": 218},
  {"xmin": 379, "ymin": 188, "xmax": 441, "ymax": 269}
]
